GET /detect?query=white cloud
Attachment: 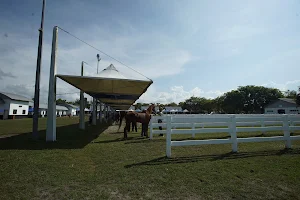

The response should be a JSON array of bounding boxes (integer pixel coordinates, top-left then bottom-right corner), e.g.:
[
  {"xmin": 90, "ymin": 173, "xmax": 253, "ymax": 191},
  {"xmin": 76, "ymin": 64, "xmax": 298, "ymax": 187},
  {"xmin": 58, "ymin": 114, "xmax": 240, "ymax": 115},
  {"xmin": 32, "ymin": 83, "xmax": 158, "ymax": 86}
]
[
  {"xmin": 0, "ymin": 22, "xmax": 194, "ymax": 103},
  {"xmin": 217, "ymin": 25, "xmax": 265, "ymax": 42},
  {"xmin": 137, "ymin": 85, "xmax": 226, "ymax": 104},
  {"xmin": 261, "ymin": 80, "xmax": 300, "ymax": 91}
]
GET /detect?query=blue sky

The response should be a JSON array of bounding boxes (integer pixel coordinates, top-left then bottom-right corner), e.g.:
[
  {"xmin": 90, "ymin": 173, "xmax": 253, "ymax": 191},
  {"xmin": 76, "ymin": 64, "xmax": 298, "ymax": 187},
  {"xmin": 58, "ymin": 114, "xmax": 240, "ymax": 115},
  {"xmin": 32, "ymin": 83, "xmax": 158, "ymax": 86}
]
[{"xmin": 1, "ymin": 0, "xmax": 300, "ymax": 104}]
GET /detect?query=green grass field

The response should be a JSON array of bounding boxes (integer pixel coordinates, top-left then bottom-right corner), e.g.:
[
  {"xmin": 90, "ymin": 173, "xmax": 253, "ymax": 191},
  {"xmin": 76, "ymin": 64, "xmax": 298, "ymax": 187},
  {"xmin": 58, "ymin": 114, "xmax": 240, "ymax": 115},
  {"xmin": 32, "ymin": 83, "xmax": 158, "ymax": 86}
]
[{"xmin": 0, "ymin": 117, "xmax": 300, "ymax": 199}]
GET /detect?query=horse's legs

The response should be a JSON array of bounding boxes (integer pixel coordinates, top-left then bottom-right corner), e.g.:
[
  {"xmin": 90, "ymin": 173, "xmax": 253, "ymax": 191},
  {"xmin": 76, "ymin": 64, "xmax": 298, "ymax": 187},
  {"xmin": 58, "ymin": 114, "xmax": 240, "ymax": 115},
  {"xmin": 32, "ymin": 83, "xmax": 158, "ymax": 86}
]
[
  {"xmin": 127, "ymin": 122, "xmax": 131, "ymax": 132},
  {"xmin": 124, "ymin": 126, "xmax": 127, "ymax": 139},
  {"xmin": 145, "ymin": 122, "xmax": 149, "ymax": 137},
  {"xmin": 131, "ymin": 121, "xmax": 135, "ymax": 132},
  {"xmin": 124, "ymin": 121, "xmax": 130, "ymax": 139},
  {"xmin": 141, "ymin": 123, "xmax": 145, "ymax": 137},
  {"xmin": 134, "ymin": 122, "xmax": 137, "ymax": 132}
]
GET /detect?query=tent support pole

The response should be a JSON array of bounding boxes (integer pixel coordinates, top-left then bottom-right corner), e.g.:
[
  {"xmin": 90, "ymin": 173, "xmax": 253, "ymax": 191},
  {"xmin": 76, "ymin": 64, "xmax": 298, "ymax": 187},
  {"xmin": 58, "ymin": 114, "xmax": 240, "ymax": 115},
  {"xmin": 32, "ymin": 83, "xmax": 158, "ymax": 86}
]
[
  {"xmin": 92, "ymin": 98, "xmax": 96, "ymax": 125},
  {"xmin": 99, "ymin": 101, "xmax": 102, "ymax": 123},
  {"xmin": 79, "ymin": 61, "xmax": 85, "ymax": 130},
  {"xmin": 46, "ymin": 26, "xmax": 58, "ymax": 142}
]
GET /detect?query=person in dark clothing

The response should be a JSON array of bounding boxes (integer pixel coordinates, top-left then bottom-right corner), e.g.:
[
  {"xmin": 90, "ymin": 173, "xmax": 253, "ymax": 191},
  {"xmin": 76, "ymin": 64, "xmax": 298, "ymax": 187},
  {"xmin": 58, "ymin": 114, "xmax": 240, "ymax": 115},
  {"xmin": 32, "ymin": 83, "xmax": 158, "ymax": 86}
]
[
  {"xmin": 89, "ymin": 112, "xmax": 92, "ymax": 125},
  {"xmin": 131, "ymin": 121, "xmax": 137, "ymax": 132}
]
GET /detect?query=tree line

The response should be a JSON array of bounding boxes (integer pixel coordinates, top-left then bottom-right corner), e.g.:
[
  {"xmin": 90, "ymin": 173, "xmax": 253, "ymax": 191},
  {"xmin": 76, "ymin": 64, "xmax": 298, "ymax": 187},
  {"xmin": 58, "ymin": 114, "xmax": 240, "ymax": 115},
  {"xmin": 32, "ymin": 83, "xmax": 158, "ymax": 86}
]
[
  {"xmin": 134, "ymin": 85, "xmax": 300, "ymax": 114},
  {"xmin": 56, "ymin": 98, "xmax": 91, "ymax": 108},
  {"xmin": 54, "ymin": 85, "xmax": 300, "ymax": 113}
]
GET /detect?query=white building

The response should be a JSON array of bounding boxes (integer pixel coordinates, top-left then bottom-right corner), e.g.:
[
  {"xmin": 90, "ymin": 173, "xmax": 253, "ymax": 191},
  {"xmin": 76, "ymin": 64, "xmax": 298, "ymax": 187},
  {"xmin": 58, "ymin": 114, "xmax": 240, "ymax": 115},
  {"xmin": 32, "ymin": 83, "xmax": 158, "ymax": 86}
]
[
  {"xmin": 58, "ymin": 103, "xmax": 78, "ymax": 116},
  {"xmin": 0, "ymin": 92, "xmax": 31, "ymax": 119},
  {"xmin": 264, "ymin": 98, "xmax": 299, "ymax": 114},
  {"xmin": 28, "ymin": 102, "xmax": 68, "ymax": 117},
  {"xmin": 56, "ymin": 106, "xmax": 68, "ymax": 117}
]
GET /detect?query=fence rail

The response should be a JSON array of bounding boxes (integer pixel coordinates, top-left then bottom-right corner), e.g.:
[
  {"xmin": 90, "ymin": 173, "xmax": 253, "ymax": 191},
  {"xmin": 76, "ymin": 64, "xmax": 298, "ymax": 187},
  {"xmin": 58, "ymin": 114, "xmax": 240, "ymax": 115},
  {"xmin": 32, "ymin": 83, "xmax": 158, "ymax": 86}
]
[{"xmin": 149, "ymin": 114, "xmax": 300, "ymax": 157}]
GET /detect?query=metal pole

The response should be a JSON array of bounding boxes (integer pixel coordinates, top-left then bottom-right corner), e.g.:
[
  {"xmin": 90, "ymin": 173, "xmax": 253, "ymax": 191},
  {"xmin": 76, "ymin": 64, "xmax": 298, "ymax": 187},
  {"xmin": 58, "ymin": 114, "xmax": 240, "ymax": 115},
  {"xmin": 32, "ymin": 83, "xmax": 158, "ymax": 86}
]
[
  {"xmin": 79, "ymin": 61, "xmax": 85, "ymax": 130},
  {"xmin": 92, "ymin": 97, "xmax": 96, "ymax": 125},
  {"xmin": 32, "ymin": 0, "xmax": 46, "ymax": 139},
  {"xmin": 46, "ymin": 26, "xmax": 58, "ymax": 142},
  {"xmin": 96, "ymin": 54, "xmax": 101, "ymax": 74},
  {"xmin": 99, "ymin": 101, "xmax": 102, "ymax": 123}
]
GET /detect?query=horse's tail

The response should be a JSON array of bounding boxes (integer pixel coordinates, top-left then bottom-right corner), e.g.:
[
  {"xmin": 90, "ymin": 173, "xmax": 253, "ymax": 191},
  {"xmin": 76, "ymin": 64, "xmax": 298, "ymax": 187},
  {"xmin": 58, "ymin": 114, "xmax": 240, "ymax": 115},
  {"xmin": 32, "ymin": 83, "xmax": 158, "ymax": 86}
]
[{"xmin": 118, "ymin": 111, "xmax": 125, "ymax": 130}]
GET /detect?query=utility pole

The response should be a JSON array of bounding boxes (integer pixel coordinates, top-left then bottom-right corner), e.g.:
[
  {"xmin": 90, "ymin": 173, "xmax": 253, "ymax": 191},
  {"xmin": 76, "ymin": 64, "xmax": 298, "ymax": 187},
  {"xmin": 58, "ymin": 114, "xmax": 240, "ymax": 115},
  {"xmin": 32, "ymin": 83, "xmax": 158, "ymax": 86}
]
[
  {"xmin": 33, "ymin": 0, "xmax": 46, "ymax": 139},
  {"xmin": 97, "ymin": 54, "xmax": 101, "ymax": 74}
]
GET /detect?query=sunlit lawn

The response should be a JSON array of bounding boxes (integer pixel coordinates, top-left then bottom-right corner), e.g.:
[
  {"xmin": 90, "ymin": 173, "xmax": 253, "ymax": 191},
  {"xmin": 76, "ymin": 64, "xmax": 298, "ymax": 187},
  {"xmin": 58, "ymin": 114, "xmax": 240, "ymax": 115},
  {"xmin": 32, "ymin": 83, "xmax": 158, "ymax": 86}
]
[{"xmin": 0, "ymin": 117, "xmax": 300, "ymax": 199}]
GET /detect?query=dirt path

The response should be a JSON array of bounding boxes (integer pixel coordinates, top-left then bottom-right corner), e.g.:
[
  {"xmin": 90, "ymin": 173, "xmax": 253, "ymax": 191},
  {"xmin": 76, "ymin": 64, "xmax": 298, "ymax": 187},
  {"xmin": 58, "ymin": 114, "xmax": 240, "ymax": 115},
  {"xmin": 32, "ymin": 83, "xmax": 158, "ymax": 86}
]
[
  {"xmin": 102, "ymin": 122, "xmax": 142, "ymax": 135},
  {"xmin": 102, "ymin": 123, "xmax": 125, "ymax": 134}
]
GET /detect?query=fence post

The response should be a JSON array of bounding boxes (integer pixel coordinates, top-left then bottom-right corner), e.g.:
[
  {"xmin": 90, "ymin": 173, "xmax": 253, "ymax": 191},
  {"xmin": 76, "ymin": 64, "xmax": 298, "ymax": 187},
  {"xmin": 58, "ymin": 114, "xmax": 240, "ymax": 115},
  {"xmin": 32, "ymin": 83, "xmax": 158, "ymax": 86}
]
[
  {"xmin": 166, "ymin": 115, "xmax": 172, "ymax": 158},
  {"xmin": 289, "ymin": 115, "xmax": 294, "ymax": 126},
  {"xmin": 149, "ymin": 117, "xmax": 153, "ymax": 140},
  {"xmin": 231, "ymin": 115, "xmax": 238, "ymax": 152},
  {"xmin": 260, "ymin": 114, "xmax": 265, "ymax": 135},
  {"xmin": 192, "ymin": 122, "xmax": 195, "ymax": 138},
  {"xmin": 283, "ymin": 114, "xmax": 291, "ymax": 149}
]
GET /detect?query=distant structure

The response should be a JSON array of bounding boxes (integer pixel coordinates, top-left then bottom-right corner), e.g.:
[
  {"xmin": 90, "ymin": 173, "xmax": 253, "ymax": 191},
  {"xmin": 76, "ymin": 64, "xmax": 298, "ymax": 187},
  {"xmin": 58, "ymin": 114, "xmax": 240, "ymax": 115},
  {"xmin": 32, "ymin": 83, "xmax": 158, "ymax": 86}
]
[
  {"xmin": 0, "ymin": 92, "xmax": 31, "ymax": 119},
  {"xmin": 264, "ymin": 98, "xmax": 299, "ymax": 114}
]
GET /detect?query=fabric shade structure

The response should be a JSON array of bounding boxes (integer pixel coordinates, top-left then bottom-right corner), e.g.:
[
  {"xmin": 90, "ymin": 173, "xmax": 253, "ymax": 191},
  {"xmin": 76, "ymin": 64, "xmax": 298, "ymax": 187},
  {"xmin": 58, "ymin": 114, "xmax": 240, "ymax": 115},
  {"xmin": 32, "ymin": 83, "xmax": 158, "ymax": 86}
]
[{"xmin": 57, "ymin": 64, "xmax": 153, "ymax": 110}]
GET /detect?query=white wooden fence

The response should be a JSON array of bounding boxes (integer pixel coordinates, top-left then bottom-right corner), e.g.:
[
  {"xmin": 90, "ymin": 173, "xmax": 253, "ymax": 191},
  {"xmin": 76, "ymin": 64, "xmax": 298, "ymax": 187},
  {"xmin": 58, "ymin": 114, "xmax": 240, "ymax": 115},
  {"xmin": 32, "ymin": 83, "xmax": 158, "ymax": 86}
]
[{"xmin": 149, "ymin": 114, "xmax": 300, "ymax": 157}]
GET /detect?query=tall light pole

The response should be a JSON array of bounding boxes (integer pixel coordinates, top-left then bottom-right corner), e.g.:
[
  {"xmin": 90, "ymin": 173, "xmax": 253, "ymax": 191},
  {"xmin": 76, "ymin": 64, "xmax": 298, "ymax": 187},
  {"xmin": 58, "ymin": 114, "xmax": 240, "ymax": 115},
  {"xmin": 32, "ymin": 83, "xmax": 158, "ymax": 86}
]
[
  {"xmin": 33, "ymin": 0, "xmax": 46, "ymax": 139},
  {"xmin": 97, "ymin": 54, "xmax": 101, "ymax": 74},
  {"xmin": 94, "ymin": 54, "xmax": 101, "ymax": 124}
]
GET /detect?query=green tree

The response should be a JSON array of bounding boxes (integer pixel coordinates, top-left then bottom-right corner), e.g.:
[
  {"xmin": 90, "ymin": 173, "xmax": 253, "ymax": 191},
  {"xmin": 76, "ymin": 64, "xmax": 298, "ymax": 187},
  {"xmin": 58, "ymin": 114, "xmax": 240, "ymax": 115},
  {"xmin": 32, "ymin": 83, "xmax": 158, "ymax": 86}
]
[
  {"xmin": 86, "ymin": 101, "xmax": 91, "ymax": 109},
  {"xmin": 73, "ymin": 98, "xmax": 80, "ymax": 105},
  {"xmin": 178, "ymin": 102, "xmax": 184, "ymax": 108},
  {"xmin": 134, "ymin": 103, "xmax": 142, "ymax": 110},
  {"xmin": 220, "ymin": 86, "xmax": 283, "ymax": 114},
  {"xmin": 221, "ymin": 90, "xmax": 244, "ymax": 114},
  {"xmin": 296, "ymin": 87, "xmax": 300, "ymax": 107},
  {"xmin": 166, "ymin": 102, "xmax": 178, "ymax": 106},
  {"xmin": 182, "ymin": 97, "xmax": 211, "ymax": 113},
  {"xmin": 284, "ymin": 90, "xmax": 297, "ymax": 99},
  {"xmin": 56, "ymin": 98, "xmax": 67, "ymax": 104}
]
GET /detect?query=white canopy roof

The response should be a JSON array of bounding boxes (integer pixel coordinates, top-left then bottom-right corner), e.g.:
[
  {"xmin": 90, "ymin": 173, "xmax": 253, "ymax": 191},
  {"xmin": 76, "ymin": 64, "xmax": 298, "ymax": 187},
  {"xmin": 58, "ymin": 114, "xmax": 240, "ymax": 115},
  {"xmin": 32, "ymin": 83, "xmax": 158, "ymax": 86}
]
[
  {"xmin": 96, "ymin": 64, "xmax": 127, "ymax": 79},
  {"xmin": 57, "ymin": 64, "xmax": 152, "ymax": 110}
]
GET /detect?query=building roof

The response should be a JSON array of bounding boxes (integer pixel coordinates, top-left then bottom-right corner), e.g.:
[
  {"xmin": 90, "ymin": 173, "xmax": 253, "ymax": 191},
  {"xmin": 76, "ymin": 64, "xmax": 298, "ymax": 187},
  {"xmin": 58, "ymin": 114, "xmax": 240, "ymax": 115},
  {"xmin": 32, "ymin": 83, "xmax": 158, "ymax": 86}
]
[
  {"xmin": 28, "ymin": 102, "xmax": 68, "ymax": 111},
  {"xmin": 56, "ymin": 64, "xmax": 153, "ymax": 110},
  {"xmin": 163, "ymin": 106, "xmax": 183, "ymax": 112},
  {"xmin": 0, "ymin": 91, "xmax": 32, "ymax": 102},
  {"xmin": 265, "ymin": 98, "xmax": 297, "ymax": 109},
  {"xmin": 56, "ymin": 105, "xmax": 68, "ymax": 111},
  {"xmin": 278, "ymin": 98, "xmax": 296, "ymax": 104},
  {"xmin": 58, "ymin": 103, "xmax": 78, "ymax": 109}
]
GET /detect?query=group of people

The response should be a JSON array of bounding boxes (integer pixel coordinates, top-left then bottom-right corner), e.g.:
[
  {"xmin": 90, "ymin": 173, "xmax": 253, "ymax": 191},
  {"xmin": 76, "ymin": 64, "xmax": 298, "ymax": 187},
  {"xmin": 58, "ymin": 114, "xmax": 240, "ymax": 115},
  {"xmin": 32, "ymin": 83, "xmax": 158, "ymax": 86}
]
[{"xmin": 89, "ymin": 111, "xmax": 117, "ymax": 124}]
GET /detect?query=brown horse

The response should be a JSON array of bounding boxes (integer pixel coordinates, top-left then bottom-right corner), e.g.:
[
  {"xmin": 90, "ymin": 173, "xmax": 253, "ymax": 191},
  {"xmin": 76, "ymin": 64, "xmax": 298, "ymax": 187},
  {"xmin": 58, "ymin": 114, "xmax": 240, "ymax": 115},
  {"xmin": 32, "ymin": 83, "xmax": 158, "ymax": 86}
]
[{"xmin": 119, "ymin": 104, "xmax": 156, "ymax": 139}]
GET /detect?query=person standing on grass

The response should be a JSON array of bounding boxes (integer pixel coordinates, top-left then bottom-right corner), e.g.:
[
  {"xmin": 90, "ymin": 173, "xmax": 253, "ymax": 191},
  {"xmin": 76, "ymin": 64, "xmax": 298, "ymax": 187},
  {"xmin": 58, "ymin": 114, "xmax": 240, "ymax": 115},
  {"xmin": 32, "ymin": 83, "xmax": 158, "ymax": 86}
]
[
  {"xmin": 89, "ymin": 112, "xmax": 92, "ymax": 125},
  {"xmin": 157, "ymin": 105, "xmax": 164, "ymax": 136}
]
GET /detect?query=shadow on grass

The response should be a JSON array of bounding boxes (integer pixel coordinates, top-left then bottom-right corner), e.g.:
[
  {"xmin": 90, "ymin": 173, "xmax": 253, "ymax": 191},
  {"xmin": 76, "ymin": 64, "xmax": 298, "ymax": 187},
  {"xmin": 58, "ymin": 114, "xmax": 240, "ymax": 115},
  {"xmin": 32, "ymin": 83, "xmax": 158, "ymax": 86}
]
[
  {"xmin": 0, "ymin": 121, "xmax": 111, "ymax": 150},
  {"xmin": 124, "ymin": 135, "xmax": 231, "ymax": 145},
  {"xmin": 124, "ymin": 148, "xmax": 300, "ymax": 168},
  {"xmin": 92, "ymin": 136, "xmax": 149, "ymax": 144}
]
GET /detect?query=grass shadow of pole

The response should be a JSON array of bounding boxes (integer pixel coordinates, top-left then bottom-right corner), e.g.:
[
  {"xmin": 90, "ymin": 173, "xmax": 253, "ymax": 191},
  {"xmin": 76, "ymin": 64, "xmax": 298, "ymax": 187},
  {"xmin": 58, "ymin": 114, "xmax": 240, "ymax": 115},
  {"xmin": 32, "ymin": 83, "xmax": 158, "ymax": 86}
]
[
  {"xmin": 0, "ymin": 121, "xmax": 111, "ymax": 150},
  {"xmin": 124, "ymin": 148, "xmax": 300, "ymax": 168}
]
